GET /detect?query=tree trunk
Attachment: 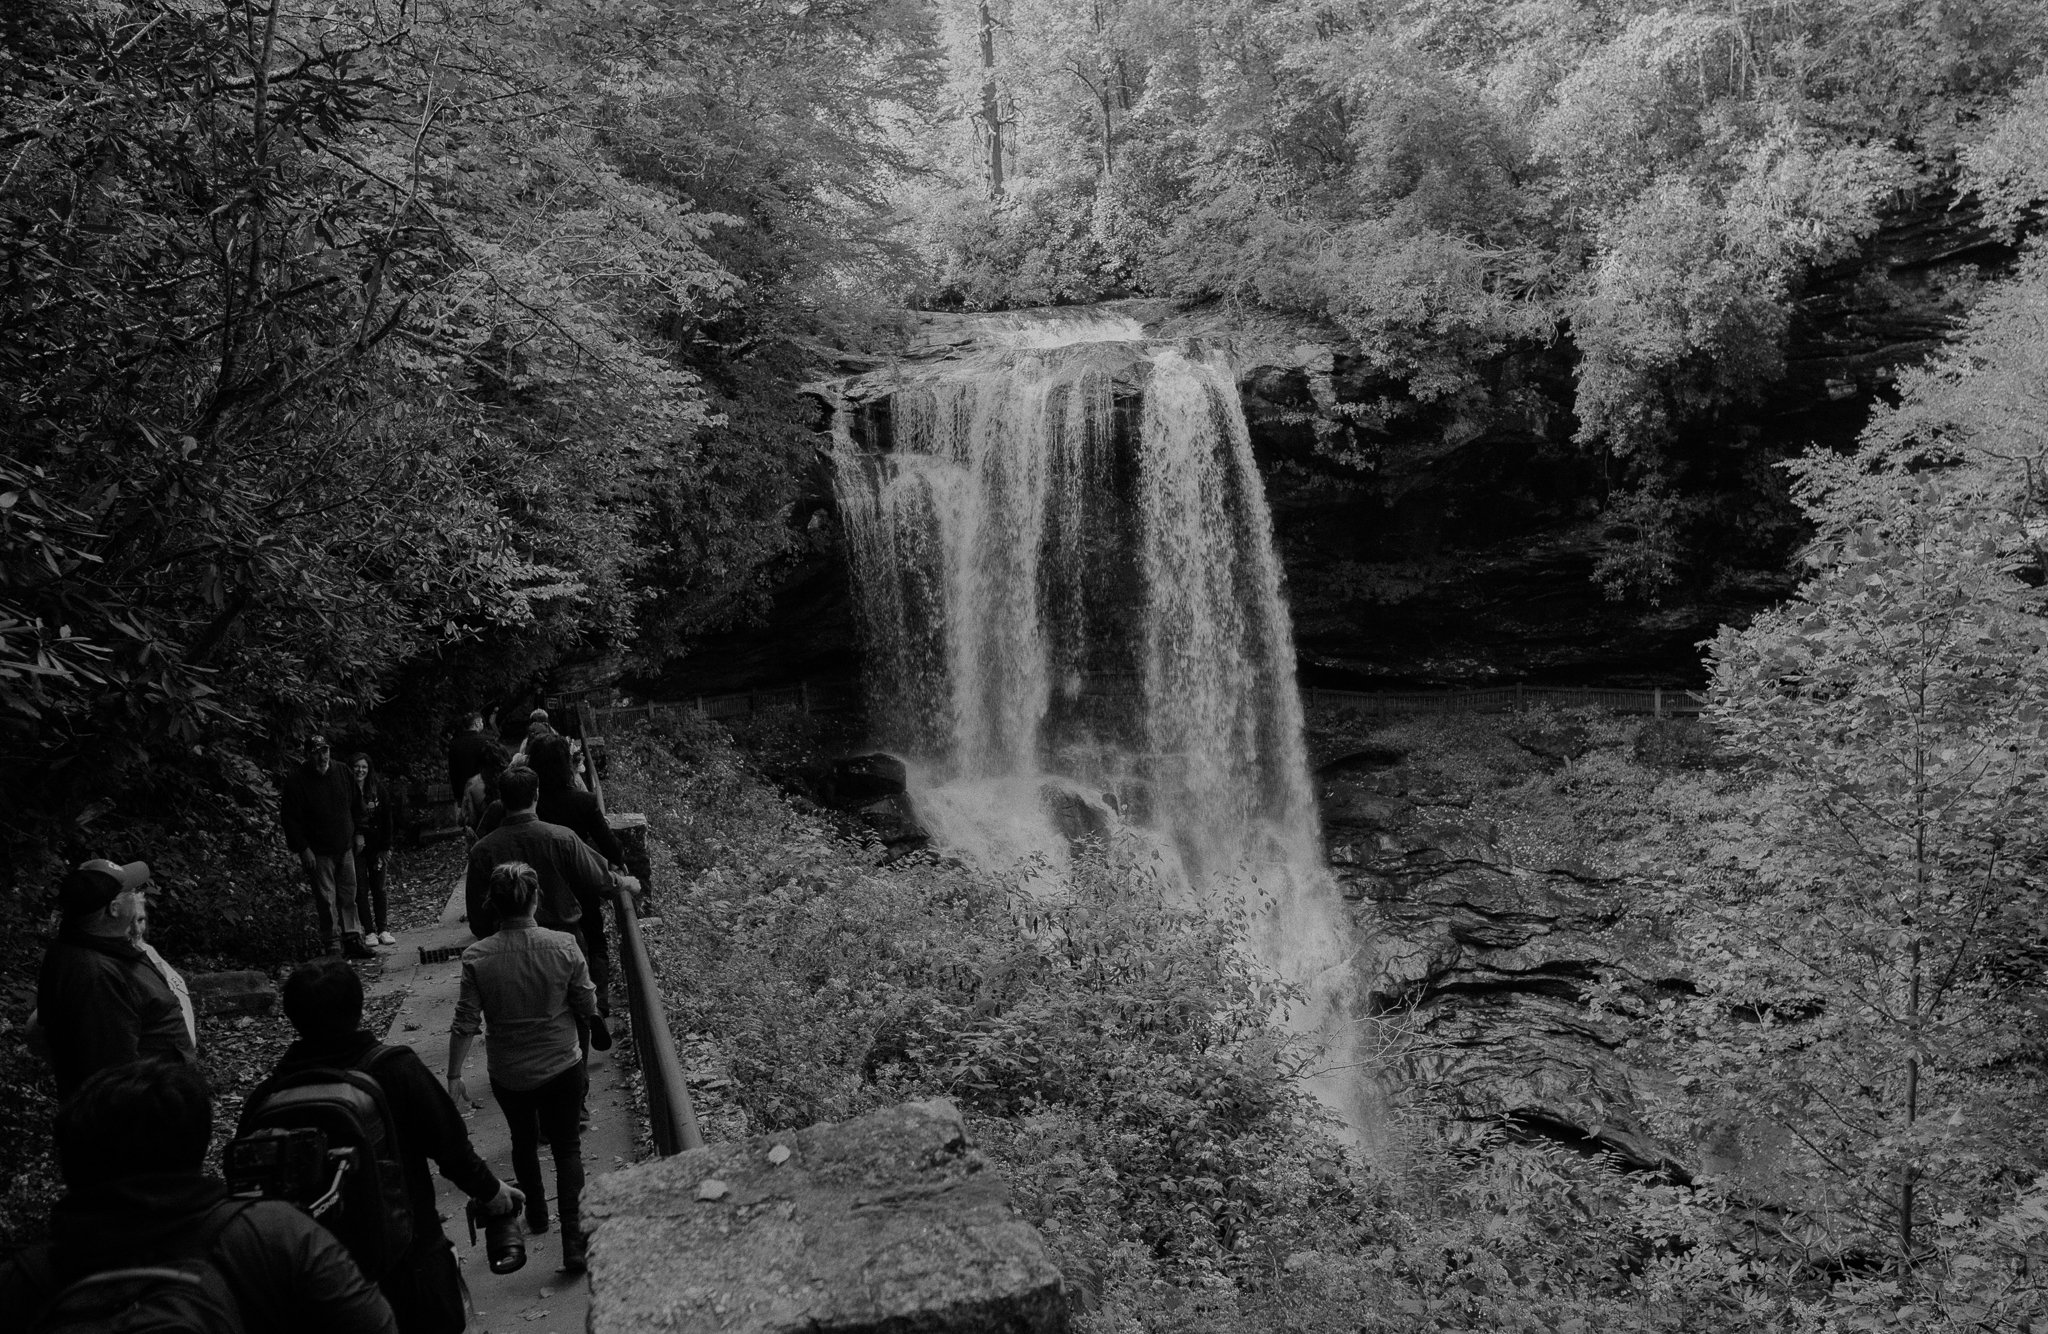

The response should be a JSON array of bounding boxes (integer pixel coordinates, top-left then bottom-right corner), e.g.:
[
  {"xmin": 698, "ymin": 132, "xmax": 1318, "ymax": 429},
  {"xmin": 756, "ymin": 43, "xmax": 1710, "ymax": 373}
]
[{"xmin": 977, "ymin": 0, "xmax": 1004, "ymax": 197}]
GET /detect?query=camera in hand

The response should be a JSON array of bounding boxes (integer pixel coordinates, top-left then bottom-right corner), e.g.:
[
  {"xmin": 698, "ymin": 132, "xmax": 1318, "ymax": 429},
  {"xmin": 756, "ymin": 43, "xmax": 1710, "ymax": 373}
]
[{"xmin": 467, "ymin": 1198, "xmax": 527, "ymax": 1274}]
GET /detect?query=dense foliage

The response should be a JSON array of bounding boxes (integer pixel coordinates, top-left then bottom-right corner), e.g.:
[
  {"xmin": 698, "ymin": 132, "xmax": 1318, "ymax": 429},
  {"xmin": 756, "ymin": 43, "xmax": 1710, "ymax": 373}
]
[
  {"xmin": 613, "ymin": 709, "xmax": 2047, "ymax": 1331},
  {"xmin": 910, "ymin": 0, "xmax": 2048, "ymax": 598},
  {"xmin": 0, "ymin": 0, "xmax": 939, "ymax": 873}
]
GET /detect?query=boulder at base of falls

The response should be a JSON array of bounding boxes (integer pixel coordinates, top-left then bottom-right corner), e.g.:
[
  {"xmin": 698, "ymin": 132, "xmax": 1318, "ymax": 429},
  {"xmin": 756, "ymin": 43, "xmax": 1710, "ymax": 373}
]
[
  {"xmin": 583, "ymin": 1098, "xmax": 1067, "ymax": 1334},
  {"xmin": 826, "ymin": 753, "xmax": 908, "ymax": 804},
  {"xmin": 856, "ymin": 793, "xmax": 929, "ymax": 848}
]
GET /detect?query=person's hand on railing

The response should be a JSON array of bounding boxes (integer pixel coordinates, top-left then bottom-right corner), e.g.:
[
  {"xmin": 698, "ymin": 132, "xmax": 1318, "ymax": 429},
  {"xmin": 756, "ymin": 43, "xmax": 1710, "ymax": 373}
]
[{"xmin": 609, "ymin": 872, "xmax": 640, "ymax": 899}]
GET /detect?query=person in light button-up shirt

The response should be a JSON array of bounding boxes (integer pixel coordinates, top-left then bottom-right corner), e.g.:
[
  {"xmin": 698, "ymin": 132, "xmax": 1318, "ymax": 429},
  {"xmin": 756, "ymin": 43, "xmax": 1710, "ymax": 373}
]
[{"xmin": 447, "ymin": 861, "xmax": 598, "ymax": 1273}]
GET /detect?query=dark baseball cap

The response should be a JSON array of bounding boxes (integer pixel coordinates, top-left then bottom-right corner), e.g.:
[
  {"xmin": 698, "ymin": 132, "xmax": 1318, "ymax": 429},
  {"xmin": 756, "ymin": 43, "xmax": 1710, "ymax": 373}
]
[{"xmin": 58, "ymin": 858, "xmax": 151, "ymax": 917}]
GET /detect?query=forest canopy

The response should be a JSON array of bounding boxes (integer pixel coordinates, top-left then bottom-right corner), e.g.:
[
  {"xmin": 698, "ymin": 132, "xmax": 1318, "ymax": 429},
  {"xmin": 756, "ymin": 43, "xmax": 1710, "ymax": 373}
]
[
  {"xmin": 4, "ymin": 0, "xmax": 2048, "ymax": 852},
  {"xmin": 909, "ymin": 0, "xmax": 2048, "ymax": 595},
  {"xmin": 0, "ymin": 0, "xmax": 940, "ymax": 851}
]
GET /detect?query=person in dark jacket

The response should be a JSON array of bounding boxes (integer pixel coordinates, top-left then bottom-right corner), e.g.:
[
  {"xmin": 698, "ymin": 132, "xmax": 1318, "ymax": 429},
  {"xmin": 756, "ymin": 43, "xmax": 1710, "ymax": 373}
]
[
  {"xmin": 35, "ymin": 858, "xmax": 196, "ymax": 1100},
  {"xmin": 351, "ymin": 753, "xmax": 399, "ymax": 946},
  {"xmin": 255, "ymin": 959, "xmax": 522, "ymax": 1333},
  {"xmin": 281, "ymin": 733, "xmax": 374, "ymax": 959},
  {"xmin": 529, "ymin": 734, "xmax": 621, "ymax": 1021},
  {"xmin": 447, "ymin": 713, "xmax": 502, "ymax": 804},
  {"xmin": 0, "ymin": 1058, "xmax": 397, "ymax": 1333},
  {"xmin": 513, "ymin": 707, "xmax": 553, "ymax": 762},
  {"xmin": 464, "ymin": 767, "xmax": 631, "ymax": 1053}
]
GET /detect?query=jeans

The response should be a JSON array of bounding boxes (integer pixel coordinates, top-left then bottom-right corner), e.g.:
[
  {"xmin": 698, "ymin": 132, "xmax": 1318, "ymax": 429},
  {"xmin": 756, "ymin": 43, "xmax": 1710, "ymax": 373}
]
[
  {"xmin": 305, "ymin": 851, "xmax": 362, "ymax": 945},
  {"xmin": 356, "ymin": 849, "xmax": 388, "ymax": 935},
  {"xmin": 492, "ymin": 1061, "xmax": 586, "ymax": 1232}
]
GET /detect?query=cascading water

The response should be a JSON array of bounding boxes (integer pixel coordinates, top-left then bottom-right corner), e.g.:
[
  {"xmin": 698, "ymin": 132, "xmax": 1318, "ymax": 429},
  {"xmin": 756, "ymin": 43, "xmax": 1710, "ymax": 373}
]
[{"xmin": 833, "ymin": 312, "xmax": 1368, "ymax": 1137}]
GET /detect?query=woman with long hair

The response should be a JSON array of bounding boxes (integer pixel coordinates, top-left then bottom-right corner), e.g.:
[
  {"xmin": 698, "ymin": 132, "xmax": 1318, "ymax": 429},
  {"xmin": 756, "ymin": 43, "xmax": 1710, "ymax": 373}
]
[{"xmin": 351, "ymin": 753, "xmax": 397, "ymax": 946}]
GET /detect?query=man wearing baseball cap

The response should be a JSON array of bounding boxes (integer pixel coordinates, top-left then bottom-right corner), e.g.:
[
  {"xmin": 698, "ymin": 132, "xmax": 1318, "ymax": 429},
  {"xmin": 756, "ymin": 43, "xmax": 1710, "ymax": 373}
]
[
  {"xmin": 35, "ymin": 858, "xmax": 196, "ymax": 1100},
  {"xmin": 281, "ymin": 732, "xmax": 374, "ymax": 960}
]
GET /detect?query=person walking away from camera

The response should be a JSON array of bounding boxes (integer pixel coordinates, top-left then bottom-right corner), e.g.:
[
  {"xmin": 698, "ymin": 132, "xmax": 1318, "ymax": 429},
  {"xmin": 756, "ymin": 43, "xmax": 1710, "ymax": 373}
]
[
  {"xmin": 0, "ymin": 1058, "xmax": 397, "ymax": 1332},
  {"xmin": 529, "ymin": 734, "xmax": 622, "ymax": 1029},
  {"xmin": 511, "ymin": 708, "xmax": 553, "ymax": 764},
  {"xmin": 463, "ymin": 767, "xmax": 633, "ymax": 1053},
  {"xmin": 461, "ymin": 752, "xmax": 506, "ymax": 844},
  {"xmin": 447, "ymin": 713, "xmax": 501, "ymax": 807},
  {"xmin": 259, "ymin": 959, "xmax": 523, "ymax": 1332},
  {"xmin": 447, "ymin": 863, "xmax": 594, "ymax": 1273},
  {"xmin": 468, "ymin": 754, "xmax": 529, "ymax": 843},
  {"xmin": 282, "ymin": 733, "xmax": 375, "ymax": 960},
  {"xmin": 34, "ymin": 859, "xmax": 195, "ymax": 1101},
  {"xmin": 353, "ymin": 753, "xmax": 398, "ymax": 947}
]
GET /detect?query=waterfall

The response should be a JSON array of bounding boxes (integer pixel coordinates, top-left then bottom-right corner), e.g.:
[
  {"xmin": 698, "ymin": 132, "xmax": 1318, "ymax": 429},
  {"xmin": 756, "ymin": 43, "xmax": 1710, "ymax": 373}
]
[{"xmin": 833, "ymin": 316, "xmax": 1367, "ymax": 1137}]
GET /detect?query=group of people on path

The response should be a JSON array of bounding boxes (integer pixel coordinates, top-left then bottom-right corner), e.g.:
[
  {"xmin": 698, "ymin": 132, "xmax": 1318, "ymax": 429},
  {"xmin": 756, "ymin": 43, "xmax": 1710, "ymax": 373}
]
[
  {"xmin": 5, "ymin": 704, "xmax": 639, "ymax": 1333},
  {"xmin": 281, "ymin": 733, "xmax": 398, "ymax": 960}
]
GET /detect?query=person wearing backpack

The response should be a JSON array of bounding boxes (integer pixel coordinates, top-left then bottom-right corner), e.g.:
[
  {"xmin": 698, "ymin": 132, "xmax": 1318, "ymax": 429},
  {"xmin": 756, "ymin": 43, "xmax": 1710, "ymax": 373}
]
[
  {"xmin": 0, "ymin": 1057, "xmax": 397, "ymax": 1333},
  {"xmin": 447, "ymin": 861, "xmax": 597, "ymax": 1273},
  {"xmin": 248, "ymin": 959, "xmax": 524, "ymax": 1333}
]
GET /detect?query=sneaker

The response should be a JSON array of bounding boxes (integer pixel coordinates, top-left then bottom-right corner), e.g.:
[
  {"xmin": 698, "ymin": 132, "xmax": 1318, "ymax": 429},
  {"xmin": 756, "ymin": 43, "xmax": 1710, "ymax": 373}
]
[
  {"xmin": 343, "ymin": 934, "xmax": 377, "ymax": 960},
  {"xmin": 561, "ymin": 1230, "xmax": 587, "ymax": 1274},
  {"xmin": 378, "ymin": 931, "xmax": 396, "ymax": 946}
]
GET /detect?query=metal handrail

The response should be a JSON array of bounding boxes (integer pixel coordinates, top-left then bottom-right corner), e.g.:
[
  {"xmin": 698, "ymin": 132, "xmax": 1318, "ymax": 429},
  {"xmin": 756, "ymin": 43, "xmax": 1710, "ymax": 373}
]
[
  {"xmin": 578, "ymin": 701, "xmax": 703, "ymax": 1155},
  {"xmin": 587, "ymin": 678, "xmax": 1706, "ymax": 729}
]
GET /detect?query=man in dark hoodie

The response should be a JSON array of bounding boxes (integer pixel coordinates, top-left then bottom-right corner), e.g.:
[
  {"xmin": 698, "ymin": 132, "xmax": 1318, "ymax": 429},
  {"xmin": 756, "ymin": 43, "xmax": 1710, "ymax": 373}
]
[
  {"xmin": 0, "ymin": 1058, "xmax": 397, "ymax": 1332},
  {"xmin": 35, "ymin": 857, "xmax": 195, "ymax": 1100},
  {"xmin": 252, "ymin": 959, "xmax": 522, "ymax": 1332},
  {"xmin": 281, "ymin": 733, "xmax": 375, "ymax": 959}
]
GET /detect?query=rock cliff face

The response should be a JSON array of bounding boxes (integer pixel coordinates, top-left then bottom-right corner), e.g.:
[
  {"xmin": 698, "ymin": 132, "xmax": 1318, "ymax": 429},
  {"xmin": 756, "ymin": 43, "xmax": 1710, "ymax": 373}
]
[
  {"xmin": 641, "ymin": 187, "xmax": 2006, "ymax": 699},
  {"xmin": 1319, "ymin": 736, "xmax": 1694, "ymax": 1174},
  {"xmin": 1311, "ymin": 707, "xmax": 1811, "ymax": 1202}
]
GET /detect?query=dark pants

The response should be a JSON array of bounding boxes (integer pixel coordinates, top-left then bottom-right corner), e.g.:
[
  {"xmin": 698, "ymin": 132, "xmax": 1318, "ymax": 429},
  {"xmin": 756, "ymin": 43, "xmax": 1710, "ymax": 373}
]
[
  {"xmin": 492, "ymin": 1062, "xmax": 586, "ymax": 1234},
  {"xmin": 571, "ymin": 890, "xmax": 611, "ymax": 1016},
  {"xmin": 383, "ymin": 1233, "xmax": 466, "ymax": 1334},
  {"xmin": 356, "ymin": 849, "xmax": 389, "ymax": 935}
]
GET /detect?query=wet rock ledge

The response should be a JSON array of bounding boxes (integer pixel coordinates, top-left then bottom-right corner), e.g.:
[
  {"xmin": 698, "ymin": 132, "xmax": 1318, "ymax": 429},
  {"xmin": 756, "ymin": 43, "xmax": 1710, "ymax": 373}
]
[{"xmin": 1324, "ymin": 736, "xmax": 1697, "ymax": 1176}]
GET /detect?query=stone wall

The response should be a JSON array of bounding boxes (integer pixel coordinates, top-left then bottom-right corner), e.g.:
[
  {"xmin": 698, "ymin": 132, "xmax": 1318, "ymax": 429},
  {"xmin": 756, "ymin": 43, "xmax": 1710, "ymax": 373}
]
[{"xmin": 584, "ymin": 1099, "xmax": 1067, "ymax": 1334}]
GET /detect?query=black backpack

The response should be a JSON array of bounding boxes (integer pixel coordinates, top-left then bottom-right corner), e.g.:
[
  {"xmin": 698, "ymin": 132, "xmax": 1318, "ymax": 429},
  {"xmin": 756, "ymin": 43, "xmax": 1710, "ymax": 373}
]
[
  {"xmin": 227, "ymin": 1044, "xmax": 414, "ymax": 1281},
  {"xmin": 22, "ymin": 1198, "xmax": 251, "ymax": 1334}
]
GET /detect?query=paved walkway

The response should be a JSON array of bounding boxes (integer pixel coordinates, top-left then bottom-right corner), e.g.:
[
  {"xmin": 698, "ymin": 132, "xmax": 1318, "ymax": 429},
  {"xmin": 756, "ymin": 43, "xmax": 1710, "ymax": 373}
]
[{"xmin": 366, "ymin": 881, "xmax": 639, "ymax": 1334}]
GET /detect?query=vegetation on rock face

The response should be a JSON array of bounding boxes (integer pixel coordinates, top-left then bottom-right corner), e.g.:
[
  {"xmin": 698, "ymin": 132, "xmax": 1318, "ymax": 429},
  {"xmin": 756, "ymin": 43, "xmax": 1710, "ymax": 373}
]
[
  {"xmin": 909, "ymin": 0, "xmax": 2048, "ymax": 600},
  {"xmin": 611, "ymin": 708, "xmax": 2048, "ymax": 1331}
]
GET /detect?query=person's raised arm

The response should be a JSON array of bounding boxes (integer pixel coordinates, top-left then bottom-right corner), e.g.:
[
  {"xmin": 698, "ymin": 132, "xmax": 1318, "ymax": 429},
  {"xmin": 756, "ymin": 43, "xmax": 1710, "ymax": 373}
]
[{"xmin": 563, "ymin": 831, "xmax": 637, "ymax": 903}]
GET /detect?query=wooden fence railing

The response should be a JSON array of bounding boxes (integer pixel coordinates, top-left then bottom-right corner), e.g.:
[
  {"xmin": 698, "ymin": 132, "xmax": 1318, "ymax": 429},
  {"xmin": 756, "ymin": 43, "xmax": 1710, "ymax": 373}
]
[
  {"xmin": 591, "ymin": 678, "xmax": 1703, "ymax": 728},
  {"xmin": 1304, "ymin": 684, "xmax": 1704, "ymax": 717}
]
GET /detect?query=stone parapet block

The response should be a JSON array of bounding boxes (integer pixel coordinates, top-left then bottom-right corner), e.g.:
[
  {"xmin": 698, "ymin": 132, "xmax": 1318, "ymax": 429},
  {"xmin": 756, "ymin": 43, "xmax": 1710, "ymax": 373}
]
[
  {"xmin": 185, "ymin": 969, "xmax": 276, "ymax": 1017},
  {"xmin": 584, "ymin": 1098, "xmax": 1066, "ymax": 1334},
  {"xmin": 607, "ymin": 812, "xmax": 652, "ymax": 915}
]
